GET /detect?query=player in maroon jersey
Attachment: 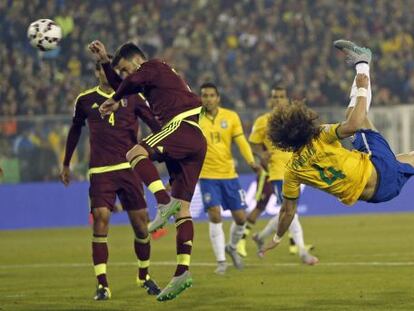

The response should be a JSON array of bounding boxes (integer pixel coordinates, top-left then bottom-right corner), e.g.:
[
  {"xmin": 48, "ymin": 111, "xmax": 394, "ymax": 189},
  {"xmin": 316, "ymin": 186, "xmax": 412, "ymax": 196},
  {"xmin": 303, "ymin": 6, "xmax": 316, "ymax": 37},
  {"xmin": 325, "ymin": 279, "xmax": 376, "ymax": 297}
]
[
  {"xmin": 89, "ymin": 40, "xmax": 211, "ymax": 301},
  {"xmin": 60, "ymin": 58, "xmax": 161, "ymax": 301}
]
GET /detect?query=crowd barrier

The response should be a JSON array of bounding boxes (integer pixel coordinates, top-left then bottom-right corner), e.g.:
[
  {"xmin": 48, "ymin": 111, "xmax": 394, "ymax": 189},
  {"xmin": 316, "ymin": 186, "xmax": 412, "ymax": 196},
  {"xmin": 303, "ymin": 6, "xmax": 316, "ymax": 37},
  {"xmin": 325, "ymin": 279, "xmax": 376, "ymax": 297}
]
[{"xmin": 1, "ymin": 174, "xmax": 413, "ymax": 230}]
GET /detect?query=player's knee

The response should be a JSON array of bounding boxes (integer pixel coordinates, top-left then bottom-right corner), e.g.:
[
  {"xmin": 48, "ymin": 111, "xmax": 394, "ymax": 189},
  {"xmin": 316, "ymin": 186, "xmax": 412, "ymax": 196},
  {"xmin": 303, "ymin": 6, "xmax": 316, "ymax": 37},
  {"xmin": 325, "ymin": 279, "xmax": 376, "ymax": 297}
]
[
  {"xmin": 207, "ymin": 208, "xmax": 221, "ymax": 223},
  {"xmin": 93, "ymin": 218, "xmax": 109, "ymax": 235},
  {"xmin": 133, "ymin": 225, "xmax": 148, "ymax": 239},
  {"xmin": 126, "ymin": 144, "xmax": 148, "ymax": 162},
  {"xmin": 234, "ymin": 216, "xmax": 246, "ymax": 226}
]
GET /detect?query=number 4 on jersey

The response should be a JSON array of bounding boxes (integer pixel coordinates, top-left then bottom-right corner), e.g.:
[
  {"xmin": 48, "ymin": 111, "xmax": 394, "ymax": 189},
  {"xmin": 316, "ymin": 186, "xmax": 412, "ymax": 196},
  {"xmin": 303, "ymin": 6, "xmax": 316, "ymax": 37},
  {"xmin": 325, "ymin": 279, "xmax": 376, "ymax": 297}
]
[
  {"xmin": 108, "ymin": 112, "xmax": 115, "ymax": 126},
  {"xmin": 312, "ymin": 164, "xmax": 345, "ymax": 185}
]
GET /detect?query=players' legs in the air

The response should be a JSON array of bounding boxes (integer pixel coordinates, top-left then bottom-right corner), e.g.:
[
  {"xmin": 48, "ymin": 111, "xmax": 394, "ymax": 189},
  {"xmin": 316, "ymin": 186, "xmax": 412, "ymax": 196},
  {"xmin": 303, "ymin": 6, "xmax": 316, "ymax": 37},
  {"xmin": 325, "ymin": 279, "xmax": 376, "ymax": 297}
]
[
  {"xmin": 396, "ymin": 152, "xmax": 414, "ymax": 168},
  {"xmin": 140, "ymin": 122, "xmax": 206, "ymax": 301},
  {"xmin": 91, "ymin": 207, "xmax": 112, "ymax": 300},
  {"xmin": 337, "ymin": 40, "xmax": 414, "ymax": 203},
  {"xmin": 126, "ymin": 144, "xmax": 181, "ymax": 233},
  {"xmin": 335, "ymin": 39, "xmax": 376, "ymax": 130}
]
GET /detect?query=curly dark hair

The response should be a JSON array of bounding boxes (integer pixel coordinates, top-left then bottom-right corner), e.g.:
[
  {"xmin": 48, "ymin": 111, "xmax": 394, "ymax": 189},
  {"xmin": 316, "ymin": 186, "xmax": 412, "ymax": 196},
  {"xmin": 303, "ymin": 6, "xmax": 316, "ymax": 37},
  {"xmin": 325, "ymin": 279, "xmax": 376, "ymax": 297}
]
[{"xmin": 267, "ymin": 102, "xmax": 321, "ymax": 152}]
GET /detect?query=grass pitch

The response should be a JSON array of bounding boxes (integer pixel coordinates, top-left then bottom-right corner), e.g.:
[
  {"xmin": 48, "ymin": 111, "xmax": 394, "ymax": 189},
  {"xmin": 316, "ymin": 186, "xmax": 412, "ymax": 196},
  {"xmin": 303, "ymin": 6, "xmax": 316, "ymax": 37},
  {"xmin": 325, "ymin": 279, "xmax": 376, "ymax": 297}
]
[{"xmin": 0, "ymin": 213, "xmax": 413, "ymax": 311}]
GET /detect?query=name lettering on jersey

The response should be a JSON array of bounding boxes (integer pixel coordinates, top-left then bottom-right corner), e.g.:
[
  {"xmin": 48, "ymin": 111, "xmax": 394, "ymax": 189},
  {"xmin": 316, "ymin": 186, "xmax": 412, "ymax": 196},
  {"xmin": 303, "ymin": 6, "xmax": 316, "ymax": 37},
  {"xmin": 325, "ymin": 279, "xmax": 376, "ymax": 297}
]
[
  {"xmin": 92, "ymin": 103, "xmax": 99, "ymax": 109},
  {"xmin": 291, "ymin": 145, "xmax": 316, "ymax": 170}
]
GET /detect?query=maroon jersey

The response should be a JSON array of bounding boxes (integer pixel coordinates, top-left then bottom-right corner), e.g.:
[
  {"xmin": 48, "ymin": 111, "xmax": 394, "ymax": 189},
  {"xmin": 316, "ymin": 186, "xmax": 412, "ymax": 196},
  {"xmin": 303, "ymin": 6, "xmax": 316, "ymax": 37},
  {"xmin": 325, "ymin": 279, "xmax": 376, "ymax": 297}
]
[
  {"xmin": 112, "ymin": 59, "xmax": 201, "ymax": 126},
  {"xmin": 64, "ymin": 86, "xmax": 159, "ymax": 168}
]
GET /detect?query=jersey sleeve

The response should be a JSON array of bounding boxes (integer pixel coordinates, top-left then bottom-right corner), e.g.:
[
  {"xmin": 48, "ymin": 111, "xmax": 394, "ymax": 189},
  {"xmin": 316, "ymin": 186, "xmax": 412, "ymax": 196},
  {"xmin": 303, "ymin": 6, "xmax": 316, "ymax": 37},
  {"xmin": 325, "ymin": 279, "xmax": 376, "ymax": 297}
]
[
  {"xmin": 282, "ymin": 169, "xmax": 301, "ymax": 200},
  {"xmin": 113, "ymin": 62, "xmax": 157, "ymax": 101},
  {"xmin": 249, "ymin": 116, "xmax": 266, "ymax": 144},
  {"xmin": 72, "ymin": 97, "xmax": 87, "ymax": 126},
  {"xmin": 231, "ymin": 111, "xmax": 244, "ymax": 138},
  {"xmin": 102, "ymin": 62, "xmax": 122, "ymax": 90},
  {"xmin": 319, "ymin": 123, "xmax": 341, "ymax": 144}
]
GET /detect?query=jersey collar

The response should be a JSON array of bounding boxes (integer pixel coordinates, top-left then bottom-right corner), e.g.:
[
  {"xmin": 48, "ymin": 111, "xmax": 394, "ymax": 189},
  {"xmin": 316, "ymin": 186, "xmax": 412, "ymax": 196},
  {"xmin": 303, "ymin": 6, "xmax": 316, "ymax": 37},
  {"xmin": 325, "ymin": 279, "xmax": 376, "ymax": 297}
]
[{"xmin": 96, "ymin": 86, "xmax": 115, "ymax": 98}]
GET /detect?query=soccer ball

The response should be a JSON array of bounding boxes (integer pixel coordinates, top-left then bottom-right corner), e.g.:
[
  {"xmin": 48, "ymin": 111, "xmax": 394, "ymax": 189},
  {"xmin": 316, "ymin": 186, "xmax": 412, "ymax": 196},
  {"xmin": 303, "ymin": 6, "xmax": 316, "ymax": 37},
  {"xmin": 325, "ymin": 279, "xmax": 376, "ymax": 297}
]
[{"xmin": 27, "ymin": 19, "xmax": 62, "ymax": 51}]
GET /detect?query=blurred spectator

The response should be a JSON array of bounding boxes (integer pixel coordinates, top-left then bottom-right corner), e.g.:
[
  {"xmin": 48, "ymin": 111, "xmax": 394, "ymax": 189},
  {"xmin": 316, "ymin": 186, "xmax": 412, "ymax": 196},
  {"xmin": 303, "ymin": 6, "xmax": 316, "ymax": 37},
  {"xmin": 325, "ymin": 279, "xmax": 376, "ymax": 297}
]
[
  {"xmin": 1, "ymin": 0, "xmax": 414, "ymax": 183},
  {"xmin": 1, "ymin": 0, "xmax": 414, "ymax": 117}
]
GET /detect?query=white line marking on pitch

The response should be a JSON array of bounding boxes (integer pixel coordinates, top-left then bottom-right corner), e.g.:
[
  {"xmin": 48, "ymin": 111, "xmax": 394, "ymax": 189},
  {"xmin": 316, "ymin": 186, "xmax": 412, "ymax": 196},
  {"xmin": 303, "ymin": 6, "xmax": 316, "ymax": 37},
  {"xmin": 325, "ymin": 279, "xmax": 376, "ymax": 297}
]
[{"xmin": 0, "ymin": 261, "xmax": 413, "ymax": 269}]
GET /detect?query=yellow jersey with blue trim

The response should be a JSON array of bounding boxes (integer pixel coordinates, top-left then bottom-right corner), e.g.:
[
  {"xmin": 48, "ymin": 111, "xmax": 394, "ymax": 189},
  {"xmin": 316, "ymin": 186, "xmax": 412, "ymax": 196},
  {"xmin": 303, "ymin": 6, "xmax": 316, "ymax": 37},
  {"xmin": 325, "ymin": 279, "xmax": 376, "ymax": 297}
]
[
  {"xmin": 282, "ymin": 123, "xmax": 374, "ymax": 205},
  {"xmin": 199, "ymin": 107, "xmax": 245, "ymax": 179},
  {"xmin": 249, "ymin": 112, "xmax": 292, "ymax": 181}
]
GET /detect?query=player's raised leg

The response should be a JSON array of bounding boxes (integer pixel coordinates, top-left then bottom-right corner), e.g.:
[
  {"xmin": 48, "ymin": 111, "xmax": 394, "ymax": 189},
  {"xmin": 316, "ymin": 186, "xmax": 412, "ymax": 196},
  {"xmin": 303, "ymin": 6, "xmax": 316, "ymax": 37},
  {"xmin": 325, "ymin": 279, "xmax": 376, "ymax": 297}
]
[
  {"xmin": 396, "ymin": 152, "xmax": 414, "ymax": 167},
  {"xmin": 126, "ymin": 145, "xmax": 181, "ymax": 232},
  {"xmin": 334, "ymin": 39, "xmax": 376, "ymax": 129},
  {"xmin": 91, "ymin": 207, "xmax": 112, "ymax": 300}
]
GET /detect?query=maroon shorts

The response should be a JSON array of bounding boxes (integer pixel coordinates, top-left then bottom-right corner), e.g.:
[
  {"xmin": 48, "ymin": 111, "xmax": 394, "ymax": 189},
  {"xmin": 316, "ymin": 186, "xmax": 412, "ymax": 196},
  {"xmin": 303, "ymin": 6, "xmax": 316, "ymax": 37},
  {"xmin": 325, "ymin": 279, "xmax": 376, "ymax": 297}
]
[
  {"xmin": 141, "ymin": 121, "xmax": 207, "ymax": 201},
  {"xmin": 89, "ymin": 169, "xmax": 146, "ymax": 211}
]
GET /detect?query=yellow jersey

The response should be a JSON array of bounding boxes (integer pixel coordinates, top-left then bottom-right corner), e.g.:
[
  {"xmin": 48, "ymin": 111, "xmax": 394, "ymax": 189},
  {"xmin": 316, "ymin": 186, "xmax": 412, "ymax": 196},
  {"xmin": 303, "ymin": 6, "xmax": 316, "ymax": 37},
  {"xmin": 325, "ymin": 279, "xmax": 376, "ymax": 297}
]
[
  {"xmin": 199, "ymin": 107, "xmax": 246, "ymax": 179},
  {"xmin": 282, "ymin": 123, "xmax": 374, "ymax": 205},
  {"xmin": 249, "ymin": 113, "xmax": 292, "ymax": 180}
]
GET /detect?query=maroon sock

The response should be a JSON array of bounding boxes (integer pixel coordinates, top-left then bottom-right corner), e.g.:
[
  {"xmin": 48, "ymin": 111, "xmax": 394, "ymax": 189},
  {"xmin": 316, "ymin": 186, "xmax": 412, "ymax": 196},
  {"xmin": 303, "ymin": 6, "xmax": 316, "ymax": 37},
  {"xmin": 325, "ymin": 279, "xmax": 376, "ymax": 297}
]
[
  {"xmin": 134, "ymin": 236, "xmax": 150, "ymax": 280},
  {"xmin": 130, "ymin": 156, "xmax": 170, "ymax": 204},
  {"xmin": 174, "ymin": 217, "xmax": 193, "ymax": 276},
  {"xmin": 92, "ymin": 235, "xmax": 109, "ymax": 287}
]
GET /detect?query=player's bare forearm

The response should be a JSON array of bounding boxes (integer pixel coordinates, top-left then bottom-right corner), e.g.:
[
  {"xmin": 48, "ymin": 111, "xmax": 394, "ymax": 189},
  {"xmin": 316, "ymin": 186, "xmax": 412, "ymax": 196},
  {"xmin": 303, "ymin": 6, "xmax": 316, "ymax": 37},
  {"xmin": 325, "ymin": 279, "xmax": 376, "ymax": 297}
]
[{"xmin": 276, "ymin": 199, "xmax": 297, "ymax": 238}]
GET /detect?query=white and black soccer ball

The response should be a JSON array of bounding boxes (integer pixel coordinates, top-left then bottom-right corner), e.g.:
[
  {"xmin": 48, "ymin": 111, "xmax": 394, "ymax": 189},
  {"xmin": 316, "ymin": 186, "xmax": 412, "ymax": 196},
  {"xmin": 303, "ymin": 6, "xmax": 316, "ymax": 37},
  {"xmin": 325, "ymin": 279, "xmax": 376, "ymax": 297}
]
[{"xmin": 27, "ymin": 19, "xmax": 62, "ymax": 51}]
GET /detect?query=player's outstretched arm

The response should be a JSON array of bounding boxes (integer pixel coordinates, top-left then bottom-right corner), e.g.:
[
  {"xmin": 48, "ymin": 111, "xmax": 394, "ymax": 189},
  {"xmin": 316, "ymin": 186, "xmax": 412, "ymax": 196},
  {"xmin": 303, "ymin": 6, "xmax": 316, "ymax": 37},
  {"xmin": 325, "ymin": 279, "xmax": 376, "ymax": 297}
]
[
  {"xmin": 88, "ymin": 40, "xmax": 110, "ymax": 63},
  {"xmin": 337, "ymin": 74, "xmax": 369, "ymax": 138},
  {"xmin": 260, "ymin": 198, "xmax": 297, "ymax": 254},
  {"xmin": 276, "ymin": 198, "xmax": 297, "ymax": 238},
  {"xmin": 88, "ymin": 40, "xmax": 123, "ymax": 89}
]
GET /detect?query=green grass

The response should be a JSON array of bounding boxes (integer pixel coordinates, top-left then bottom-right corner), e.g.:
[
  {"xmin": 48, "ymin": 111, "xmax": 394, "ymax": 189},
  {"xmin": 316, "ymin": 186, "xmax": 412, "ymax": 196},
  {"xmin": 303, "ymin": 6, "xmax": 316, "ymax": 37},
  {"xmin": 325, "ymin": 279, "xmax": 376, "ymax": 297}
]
[{"xmin": 0, "ymin": 213, "xmax": 413, "ymax": 311}]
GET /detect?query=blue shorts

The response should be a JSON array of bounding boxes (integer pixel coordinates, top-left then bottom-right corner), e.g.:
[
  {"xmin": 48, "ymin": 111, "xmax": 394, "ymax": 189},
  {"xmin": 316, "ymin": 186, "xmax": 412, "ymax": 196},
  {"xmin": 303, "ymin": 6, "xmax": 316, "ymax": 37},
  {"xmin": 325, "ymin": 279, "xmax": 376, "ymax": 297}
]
[
  {"xmin": 199, "ymin": 178, "xmax": 246, "ymax": 211},
  {"xmin": 271, "ymin": 180, "xmax": 283, "ymax": 204},
  {"xmin": 352, "ymin": 129, "xmax": 414, "ymax": 203}
]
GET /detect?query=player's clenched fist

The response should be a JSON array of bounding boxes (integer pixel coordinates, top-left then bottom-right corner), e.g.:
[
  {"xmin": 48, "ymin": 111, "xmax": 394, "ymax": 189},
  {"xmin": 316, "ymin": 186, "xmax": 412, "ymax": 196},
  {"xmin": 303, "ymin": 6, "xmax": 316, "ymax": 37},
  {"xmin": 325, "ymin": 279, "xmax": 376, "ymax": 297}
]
[
  {"xmin": 88, "ymin": 40, "xmax": 110, "ymax": 63},
  {"xmin": 99, "ymin": 98, "xmax": 120, "ymax": 117}
]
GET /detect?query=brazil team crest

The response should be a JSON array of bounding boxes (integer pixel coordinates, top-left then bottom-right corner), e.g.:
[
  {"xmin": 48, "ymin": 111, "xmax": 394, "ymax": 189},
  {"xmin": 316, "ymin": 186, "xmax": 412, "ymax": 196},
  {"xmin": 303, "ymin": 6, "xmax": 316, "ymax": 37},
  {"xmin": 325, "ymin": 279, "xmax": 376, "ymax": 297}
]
[
  {"xmin": 203, "ymin": 193, "xmax": 212, "ymax": 204},
  {"xmin": 220, "ymin": 120, "xmax": 228, "ymax": 129}
]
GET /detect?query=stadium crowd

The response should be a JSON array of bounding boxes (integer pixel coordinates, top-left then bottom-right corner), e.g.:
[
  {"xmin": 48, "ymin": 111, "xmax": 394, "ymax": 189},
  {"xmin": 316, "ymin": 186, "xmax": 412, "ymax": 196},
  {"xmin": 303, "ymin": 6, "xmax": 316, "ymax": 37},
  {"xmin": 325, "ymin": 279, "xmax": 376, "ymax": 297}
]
[{"xmin": 1, "ymin": 0, "xmax": 414, "ymax": 182}]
